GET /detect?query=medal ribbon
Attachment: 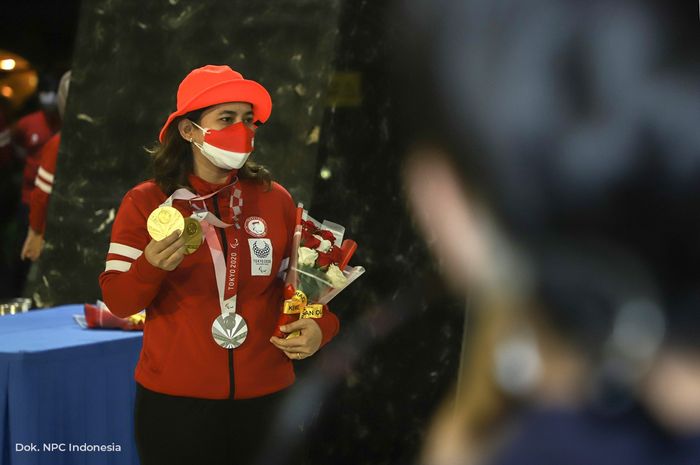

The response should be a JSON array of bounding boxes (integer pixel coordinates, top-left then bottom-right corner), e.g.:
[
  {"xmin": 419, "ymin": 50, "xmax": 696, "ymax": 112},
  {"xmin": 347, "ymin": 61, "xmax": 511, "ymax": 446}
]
[
  {"xmin": 162, "ymin": 181, "xmax": 242, "ymax": 229},
  {"xmin": 159, "ymin": 180, "xmax": 243, "ymax": 317},
  {"xmin": 204, "ymin": 218, "xmax": 240, "ymax": 316}
]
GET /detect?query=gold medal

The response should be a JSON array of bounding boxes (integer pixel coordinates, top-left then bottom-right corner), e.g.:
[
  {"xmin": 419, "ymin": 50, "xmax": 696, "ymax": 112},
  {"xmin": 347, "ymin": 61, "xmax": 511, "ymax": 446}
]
[
  {"xmin": 147, "ymin": 206, "xmax": 185, "ymax": 241},
  {"xmin": 183, "ymin": 217, "xmax": 203, "ymax": 254}
]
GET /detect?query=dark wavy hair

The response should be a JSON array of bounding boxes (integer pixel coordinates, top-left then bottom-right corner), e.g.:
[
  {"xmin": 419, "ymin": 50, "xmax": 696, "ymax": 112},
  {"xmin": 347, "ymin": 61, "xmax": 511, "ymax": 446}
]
[{"xmin": 147, "ymin": 107, "xmax": 272, "ymax": 195}]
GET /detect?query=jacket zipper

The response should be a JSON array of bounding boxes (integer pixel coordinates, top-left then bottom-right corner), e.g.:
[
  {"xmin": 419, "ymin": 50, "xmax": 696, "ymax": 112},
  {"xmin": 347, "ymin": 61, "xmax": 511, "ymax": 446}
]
[{"xmin": 212, "ymin": 194, "xmax": 236, "ymax": 400}]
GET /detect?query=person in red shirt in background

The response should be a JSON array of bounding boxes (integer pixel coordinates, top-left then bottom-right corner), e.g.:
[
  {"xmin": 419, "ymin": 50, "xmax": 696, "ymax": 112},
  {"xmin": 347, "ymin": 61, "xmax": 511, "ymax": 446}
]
[
  {"xmin": 99, "ymin": 65, "xmax": 340, "ymax": 465},
  {"xmin": 7, "ymin": 75, "xmax": 61, "ymax": 296},
  {"xmin": 14, "ymin": 84, "xmax": 61, "ymax": 207},
  {"xmin": 21, "ymin": 71, "xmax": 71, "ymax": 262}
]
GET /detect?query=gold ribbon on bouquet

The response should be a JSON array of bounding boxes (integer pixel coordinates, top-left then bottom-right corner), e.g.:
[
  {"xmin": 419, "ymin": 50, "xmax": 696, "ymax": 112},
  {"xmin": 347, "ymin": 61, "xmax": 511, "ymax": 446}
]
[
  {"xmin": 282, "ymin": 289, "xmax": 323, "ymax": 338},
  {"xmin": 127, "ymin": 312, "xmax": 146, "ymax": 325}
]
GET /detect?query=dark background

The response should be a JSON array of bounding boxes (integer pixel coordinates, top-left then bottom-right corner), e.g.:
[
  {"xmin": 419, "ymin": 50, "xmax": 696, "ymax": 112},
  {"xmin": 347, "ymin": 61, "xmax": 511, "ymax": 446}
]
[{"xmin": 0, "ymin": 0, "xmax": 81, "ymax": 107}]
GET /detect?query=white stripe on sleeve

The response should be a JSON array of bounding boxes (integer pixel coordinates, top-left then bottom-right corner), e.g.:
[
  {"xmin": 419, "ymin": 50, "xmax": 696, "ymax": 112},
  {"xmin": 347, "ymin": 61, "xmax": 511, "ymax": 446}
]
[
  {"xmin": 35, "ymin": 177, "xmax": 52, "ymax": 194},
  {"xmin": 38, "ymin": 166, "xmax": 55, "ymax": 183},
  {"xmin": 105, "ymin": 260, "xmax": 132, "ymax": 272},
  {"xmin": 108, "ymin": 243, "xmax": 143, "ymax": 260}
]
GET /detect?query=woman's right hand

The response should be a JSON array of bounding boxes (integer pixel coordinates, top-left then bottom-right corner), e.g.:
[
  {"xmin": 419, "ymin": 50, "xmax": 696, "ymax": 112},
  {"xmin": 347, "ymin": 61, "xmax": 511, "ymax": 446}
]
[{"xmin": 144, "ymin": 230, "xmax": 187, "ymax": 271}]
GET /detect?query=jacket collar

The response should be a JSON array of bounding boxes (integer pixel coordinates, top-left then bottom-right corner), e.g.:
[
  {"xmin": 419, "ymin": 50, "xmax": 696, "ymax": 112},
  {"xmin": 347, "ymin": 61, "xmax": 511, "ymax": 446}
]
[{"xmin": 187, "ymin": 170, "xmax": 238, "ymax": 196}]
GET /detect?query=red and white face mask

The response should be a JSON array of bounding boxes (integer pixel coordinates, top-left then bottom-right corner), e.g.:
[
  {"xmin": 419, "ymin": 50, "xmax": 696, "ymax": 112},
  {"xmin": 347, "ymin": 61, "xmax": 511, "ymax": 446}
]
[{"xmin": 191, "ymin": 121, "xmax": 255, "ymax": 170}]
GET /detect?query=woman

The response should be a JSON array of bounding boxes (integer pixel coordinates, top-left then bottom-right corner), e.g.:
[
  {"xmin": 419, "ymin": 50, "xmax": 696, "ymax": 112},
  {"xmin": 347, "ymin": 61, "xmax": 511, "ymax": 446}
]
[{"xmin": 99, "ymin": 65, "xmax": 340, "ymax": 464}]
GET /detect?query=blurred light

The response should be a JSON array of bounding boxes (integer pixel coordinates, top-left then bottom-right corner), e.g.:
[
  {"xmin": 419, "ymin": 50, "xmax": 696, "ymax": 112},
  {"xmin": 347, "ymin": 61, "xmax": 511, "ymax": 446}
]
[
  {"xmin": 0, "ymin": 59, "xmax": 15, "ymax": 71},
  {"xmin": 305, "ymin": 125, "xmax": 320, "ymax": 145},
  {"xmin": 0, "ymin": 50, "xmax": 37, "ymax": 111},
  {"xmin": 320, "ymin": 167, "xmax": 332, "ymax": 180}
]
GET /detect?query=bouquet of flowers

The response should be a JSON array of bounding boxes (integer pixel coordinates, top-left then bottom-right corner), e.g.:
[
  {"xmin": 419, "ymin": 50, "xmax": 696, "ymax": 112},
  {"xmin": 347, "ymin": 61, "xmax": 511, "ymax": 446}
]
[{"xmin": 273, "ymin": 204, "xmax": 365, "ymax": 339}]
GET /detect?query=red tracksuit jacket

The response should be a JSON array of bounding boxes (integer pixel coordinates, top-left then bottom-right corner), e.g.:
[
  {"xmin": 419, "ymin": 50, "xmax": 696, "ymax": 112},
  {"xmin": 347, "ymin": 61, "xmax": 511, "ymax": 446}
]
[
  {"xmin": 29, "ymin": 132, "xmax": 61, "ymax": 234},
  {"xmin": 99, "ymin": 172, "xmax": 340, "ymax": 399}
]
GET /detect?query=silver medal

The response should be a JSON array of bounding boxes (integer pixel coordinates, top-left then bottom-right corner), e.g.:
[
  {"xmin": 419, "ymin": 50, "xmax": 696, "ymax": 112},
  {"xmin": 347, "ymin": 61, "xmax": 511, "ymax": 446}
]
[{"xmin": 211, "ymin": 313, "xmax": 248, "ymax": 349}]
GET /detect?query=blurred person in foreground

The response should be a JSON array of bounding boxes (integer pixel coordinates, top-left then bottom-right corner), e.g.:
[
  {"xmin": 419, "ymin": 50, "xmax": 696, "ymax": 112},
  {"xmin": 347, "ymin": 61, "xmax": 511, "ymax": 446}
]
[
  {"xmin": 21, "ymin": 70, "xmax": 72, "ymax": 262},
  {"xmin": 396, "ymin": 0, "xmax": 700, "ymax": 464}
]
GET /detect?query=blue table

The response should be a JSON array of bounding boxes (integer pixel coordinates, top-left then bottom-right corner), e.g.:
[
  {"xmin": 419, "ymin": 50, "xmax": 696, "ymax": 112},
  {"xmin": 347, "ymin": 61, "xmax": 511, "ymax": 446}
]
[{"xmin": 0, "ymin": 305, "xmax": 143, "ymax": 465}]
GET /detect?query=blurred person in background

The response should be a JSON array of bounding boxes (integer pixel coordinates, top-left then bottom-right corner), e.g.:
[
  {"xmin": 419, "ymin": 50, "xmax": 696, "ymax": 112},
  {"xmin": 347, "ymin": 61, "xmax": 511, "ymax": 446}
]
[
  {"xmin": 8, "ymin": 73, "xmax": 61, "ymax": 295},
  {"xmin": 20, "ymin": 70, "xmax": 71, "ymax": 262},
  {"xmin": 396, "ymin": 0, "xmax": 700, "ymax": 464},
  {"xmin": 13, "ymin": 74, "xmax": 62, "ymax": 207}
]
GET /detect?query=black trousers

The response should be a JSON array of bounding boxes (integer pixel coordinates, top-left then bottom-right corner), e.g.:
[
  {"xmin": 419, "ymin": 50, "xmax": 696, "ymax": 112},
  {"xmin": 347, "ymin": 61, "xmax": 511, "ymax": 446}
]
[{"xmin": 134, "ymin": 383, "xmax": 286, "ymax": 465}]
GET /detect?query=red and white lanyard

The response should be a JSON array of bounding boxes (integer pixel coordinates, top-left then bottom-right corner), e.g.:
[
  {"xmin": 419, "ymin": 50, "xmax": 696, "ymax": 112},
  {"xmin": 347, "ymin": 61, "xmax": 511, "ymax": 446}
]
[{"xmin": 161, "ymin": 181, "xmax": 244, "ymax": 317}]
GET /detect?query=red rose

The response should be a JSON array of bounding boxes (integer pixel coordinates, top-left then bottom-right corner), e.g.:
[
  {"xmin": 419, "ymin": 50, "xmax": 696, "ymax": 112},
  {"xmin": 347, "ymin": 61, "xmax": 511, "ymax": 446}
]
[
  {"xmin": 316, "ymin": 251, "xmax": 333, "ymax": 269},
  {"xmin": 329, "ymin": 245, "xmax": 343, "ymax": 264},
  {"xmin": 301, "ymin": 229, "xmax": 321, "ymax": 249},
  {"xmin": 318, "ymin": 229, "xmax": 335, "ymax": 242},
  {"xmin": 302, "ymin": 220, "xmax": 317, "ymax": 233}
]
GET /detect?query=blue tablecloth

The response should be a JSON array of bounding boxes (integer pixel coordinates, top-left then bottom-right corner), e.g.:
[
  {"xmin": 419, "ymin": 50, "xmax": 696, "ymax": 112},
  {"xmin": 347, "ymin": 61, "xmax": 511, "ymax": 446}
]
[{"xmin": 0, "ymin": 305, "xmax": 143, "ymax": 465}]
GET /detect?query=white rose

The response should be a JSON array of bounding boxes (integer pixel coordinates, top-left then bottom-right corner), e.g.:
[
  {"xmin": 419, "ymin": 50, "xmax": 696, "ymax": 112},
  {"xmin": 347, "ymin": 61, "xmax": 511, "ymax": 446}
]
[
  {"xmin": 326, "ymin": 264, "xmax": 348, "ymax": 288},
  {"xmin": 314, "ymin": 234, "xmax": 332, "ymax": 252},
  {"xmin": 297, "ymin": 247, "xmax": 319, "ymax": 266}
]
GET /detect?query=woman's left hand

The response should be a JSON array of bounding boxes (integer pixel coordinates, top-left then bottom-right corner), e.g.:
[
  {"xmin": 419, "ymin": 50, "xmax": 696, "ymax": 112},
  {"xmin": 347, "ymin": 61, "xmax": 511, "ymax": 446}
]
[{"xmin": 270, "ymin": 319, "xmax": 323, "ymax": 360}]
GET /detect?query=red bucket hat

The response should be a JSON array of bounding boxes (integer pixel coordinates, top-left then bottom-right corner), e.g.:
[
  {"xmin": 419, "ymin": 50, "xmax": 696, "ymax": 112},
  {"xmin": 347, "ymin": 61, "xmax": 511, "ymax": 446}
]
[{"xmin": 158, "ymin": 65, "xmax": 272, "ymax": 142}]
